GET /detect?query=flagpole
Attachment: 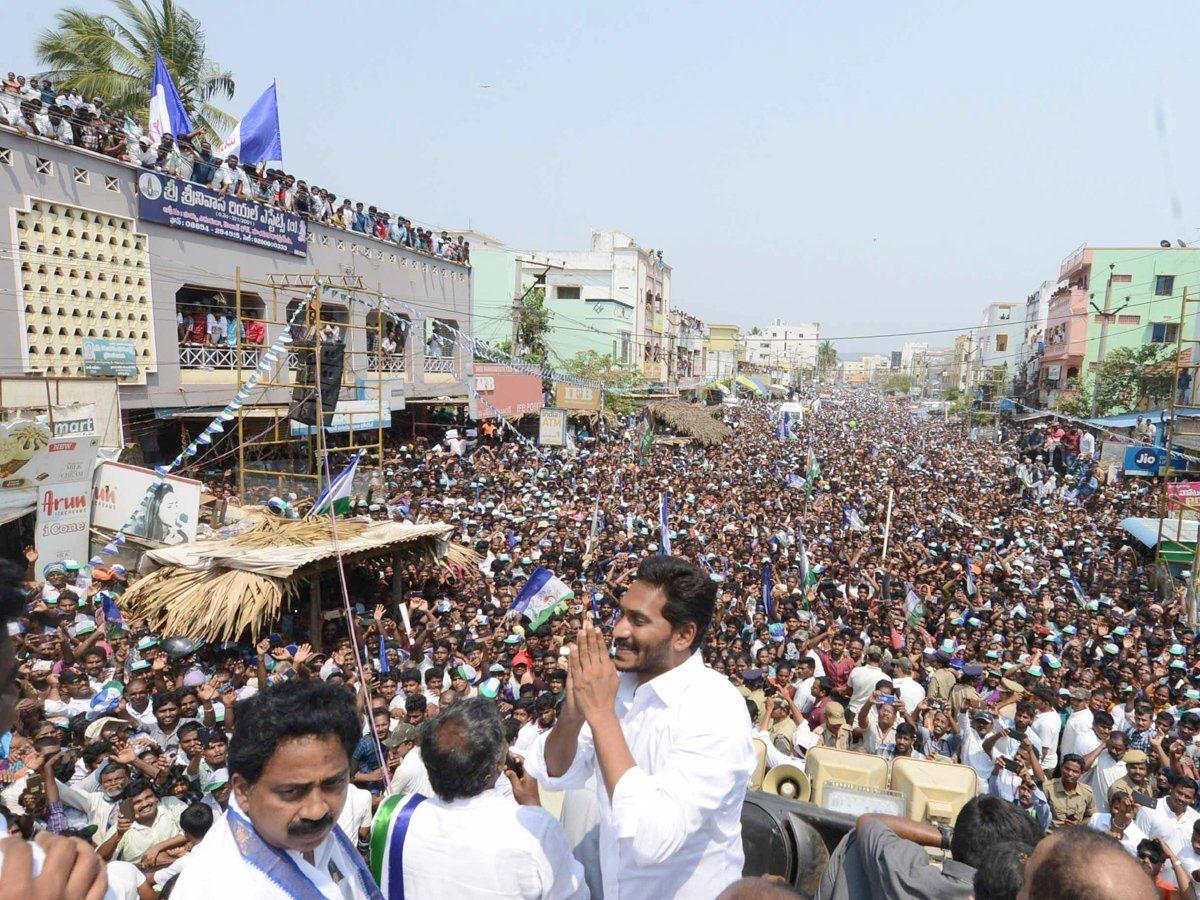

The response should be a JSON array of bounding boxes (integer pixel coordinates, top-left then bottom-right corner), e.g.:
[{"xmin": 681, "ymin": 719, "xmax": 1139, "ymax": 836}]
[{"xmin": 881, "ymin": 487, "xmax": 895, "ymax": 562}]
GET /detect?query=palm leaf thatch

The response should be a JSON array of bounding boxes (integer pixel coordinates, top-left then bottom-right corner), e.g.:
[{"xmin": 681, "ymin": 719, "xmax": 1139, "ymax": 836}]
[
  {"xmin": 121, "ymin": 513, "xmax": 475, "ymax": 641},
  {"xmin": 645, "ymin": 400, "xmax": 731, "ymax": 447}
]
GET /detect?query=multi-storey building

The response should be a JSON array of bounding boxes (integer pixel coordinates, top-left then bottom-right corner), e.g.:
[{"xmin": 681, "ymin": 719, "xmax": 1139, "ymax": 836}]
[{"xmin": 0, "ymin": 128, "xmax": 471, "ymax": 462}]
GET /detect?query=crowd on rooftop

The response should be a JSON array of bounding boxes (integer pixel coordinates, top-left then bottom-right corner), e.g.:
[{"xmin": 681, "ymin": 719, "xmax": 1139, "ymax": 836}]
[{"xmin": 0, "ymin": 72, "xmax": 469, "ymax": 265}]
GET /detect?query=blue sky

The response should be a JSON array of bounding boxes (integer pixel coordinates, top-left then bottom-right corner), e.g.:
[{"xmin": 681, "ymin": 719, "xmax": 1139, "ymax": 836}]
[{"xmin": 5, "ymin": 1, "xmax": 1200, "ymax": 355}]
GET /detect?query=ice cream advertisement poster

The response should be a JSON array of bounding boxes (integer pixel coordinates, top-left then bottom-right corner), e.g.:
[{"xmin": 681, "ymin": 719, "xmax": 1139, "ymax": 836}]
[
  {"xmin": 0, "ymin": 419, "xmax": 99, "ymax": 489},
  {"xmin": 35, "ymin": 480, "xmax": 94, "ymax": 565}
]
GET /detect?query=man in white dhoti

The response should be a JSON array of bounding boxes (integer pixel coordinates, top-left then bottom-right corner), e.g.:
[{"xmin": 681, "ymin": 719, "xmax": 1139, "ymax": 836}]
[{"xmin": 172, "ymin": 680, "xmax": 382, "ymax": 900}]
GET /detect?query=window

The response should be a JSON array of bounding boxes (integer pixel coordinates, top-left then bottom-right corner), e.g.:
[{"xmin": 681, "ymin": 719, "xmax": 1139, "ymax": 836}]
[
  {"xmin": 104, "ymin": 175, "xmax": 119, "ymax": 192},
  {"xmin": 1151, "ymin": 322, "xmax": 1179, "ymax": 344},
  {"xmin": 0, "ymin": 147, "xmax": 11, "ymax": 166},
  {"xmin": 1156, "ymin": 275, "xmax": 1176, "ymax": 296},
  {"xmin": 1117, "ymin": 314, "xmax": 1141, "ymax": 325},
  {"xmin": 620, "ymin": 331, "xmax": 631, "ymax": 363},
  {"xmin": 557, "ymin": 286, "xmax": 581, "ymax": 300},
  {"xmin": 35, "ymin": 158, "xmax": 53, "ymax": 176},
  {"xmin": 995, "ymin": 335, "xmax": 1008, "ymax": 352},
  {"xmin": 73, "ymin": 167, "xmax": 89, "ymax": 185}
]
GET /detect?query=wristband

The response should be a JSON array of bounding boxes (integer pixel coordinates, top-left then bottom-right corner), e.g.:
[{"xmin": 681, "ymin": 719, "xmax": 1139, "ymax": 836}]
[{"xmin": 937, "ymin": 823, "xmax": 953, "ymax": 851}]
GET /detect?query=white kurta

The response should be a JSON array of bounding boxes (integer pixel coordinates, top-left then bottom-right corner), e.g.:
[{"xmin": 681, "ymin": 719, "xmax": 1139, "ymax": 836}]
[
  {"xmin": 171, "ymin": 798, "xmax": 375, "ymax": 900},
  {"xmin": 527, "ymin": 652, "xmax": 756, "ymax": 900}
]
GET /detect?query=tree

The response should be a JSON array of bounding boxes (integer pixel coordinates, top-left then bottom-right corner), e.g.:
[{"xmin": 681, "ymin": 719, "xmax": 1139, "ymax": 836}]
[
  {"xmin": 1089, "ymin": 344, "xmax": 1174, "ymax": 416},
  {"xmin": 562, "ymin": 350, "xmax": 646, "ymax": 417},
  {"xmin": 882, "ymin": 373, "xmax": 913, "ymax": 395},
  {"xmin": 511, "ymin": 287, "xmax": 551, "ymax": 365},
  {"xmin": 36, "ymin": 0, "xmax": 236, "ymax": 138},
  {"xmin": 816, "ymin": 340, "xmax": 838, "ymax": 379}
]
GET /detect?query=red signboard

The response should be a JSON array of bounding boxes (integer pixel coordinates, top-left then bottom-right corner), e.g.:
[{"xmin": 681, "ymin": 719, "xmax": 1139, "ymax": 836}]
[
  {"xmin": 473, "ymin": 363, "xmax": 543, "ymax": 419},
  {"xmin": 1167, "ymin": 481, "xmax": 1200, "ymax": 509}
]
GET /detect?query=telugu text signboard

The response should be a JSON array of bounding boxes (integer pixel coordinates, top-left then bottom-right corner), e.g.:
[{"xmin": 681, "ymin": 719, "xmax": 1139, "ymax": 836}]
[
  {"xmin": 137, "ymin": 172, "xmax": 309, "ymax": 257},
  {"xmin": 1168, "ymin": 480, "xmax": 1200, "ymax": 509},
  {"xmin": 83, "ymin": 338, "xmax": 139, "ymax": 377}
]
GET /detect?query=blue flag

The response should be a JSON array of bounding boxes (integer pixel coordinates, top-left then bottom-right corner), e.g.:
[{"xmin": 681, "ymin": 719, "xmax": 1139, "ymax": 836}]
[
  {"xmin": 378, "ymin": 634, "xmax": 389, "ymax": 674},
  {"xmin": 217, "ymin": 81, "xmax": 283, "ymax": 164},
  {"xmin": 99, "ymin": 590, "xmax": 124, "ymax": 628},
  {"xmin": 659, "ymin": 492, "xmax": 671, "ymax": 555},
  {"xmin": 842, "ymin": 507, "xmax": 867, "ymax": 532},
  {"xmin": 964, "ymin": 556, "xmax": 977, "ymax": 597},
  {"xmin": 148, "ymin": 50, "xmax": 193, "ymax": 145},
  {"xmin": 762, "ymin": 567, "xmax": 774, "ymax": 619},
  {"xmin": 786, "ymin": 472, "xmax": 807, "ymax": 491}
]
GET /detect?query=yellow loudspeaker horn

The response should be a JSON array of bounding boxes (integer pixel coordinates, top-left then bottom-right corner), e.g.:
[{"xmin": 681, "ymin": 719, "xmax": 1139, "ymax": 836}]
[
  {"xmin": 762, "ymin": 764, "xmax": 811, "ymax": 803},
  {"xmin": 749, "ymin": 738, "xmax": 770, "ymax": 792}
]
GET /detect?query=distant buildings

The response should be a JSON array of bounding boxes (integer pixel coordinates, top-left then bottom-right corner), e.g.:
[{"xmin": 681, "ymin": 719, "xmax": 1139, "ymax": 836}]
[{"xmin": 456, "ymin": 228, "xmax": 706, "ymax": 388}]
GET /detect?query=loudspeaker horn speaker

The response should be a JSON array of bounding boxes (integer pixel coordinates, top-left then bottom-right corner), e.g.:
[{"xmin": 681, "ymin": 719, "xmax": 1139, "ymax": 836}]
[{"xmin": 762, "ymin": 764, "xmax": 811, "ymax": 802}]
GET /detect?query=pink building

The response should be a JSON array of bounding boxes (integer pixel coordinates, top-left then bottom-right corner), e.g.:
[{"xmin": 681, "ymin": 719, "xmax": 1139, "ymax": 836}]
[{"xmin": 1039, "ymin": 249, "xmax": 1091, "ymax": 404}]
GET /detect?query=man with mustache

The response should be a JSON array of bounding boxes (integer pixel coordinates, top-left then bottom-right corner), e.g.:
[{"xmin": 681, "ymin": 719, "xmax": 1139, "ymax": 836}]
[
  {"xmin": 171, "ymin": 679, "xmax": 382, "ymax": 900},
  {"xmin": 527, "ymin": 555, "xmax": 756, "ymax": 899}
]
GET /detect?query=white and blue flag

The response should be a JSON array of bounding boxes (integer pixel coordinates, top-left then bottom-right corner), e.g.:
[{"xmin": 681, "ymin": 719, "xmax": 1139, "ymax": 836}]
[
  {"xmin": 762, "ymin": 567, "xmax": 774, "ymax": 619},
  {"xmin": 218, "ymin": 82, "xmax": 283, "ymax": 164},
  {"xmin": 786, "ymin": 472, "xmax": 807, "ymax": 491},
  {"xmin": 510, "ymin": 567, "xmax": 574, "ymax": 630},
  {"xmin": 659, "ymin": 492, "xmax": 671, "ymax": 555},
  {"xmin": 148, "ymin": 50, "xmax": 193, "ymax": 146},
  {"xmin": 842, "ymin": 507, "xmax": 867, "ymax": 532}
]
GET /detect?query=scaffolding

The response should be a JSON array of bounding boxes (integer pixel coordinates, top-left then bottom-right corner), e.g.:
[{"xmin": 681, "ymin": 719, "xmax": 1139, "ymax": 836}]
[
  {"xmin": 1154, "ymin": 288, "xmax": 1200, "ymax": 625},
  {"xmin": 233, "ymin": 270, "xmax": 388, "ymax": 509}
]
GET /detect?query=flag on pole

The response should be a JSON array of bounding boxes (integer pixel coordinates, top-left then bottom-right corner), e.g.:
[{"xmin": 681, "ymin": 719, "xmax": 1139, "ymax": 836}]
[
  {"xmin": 148, "ymin": 50, "xmax": 193, "ymax": 146},
  {"xmin": 378, "ymin": 634, "xmax": 390, "ymax": 674},
  {"xmin": 659, "ymin": 492, "xmax": 672, "ymax": 555},
  {"xmin": 510, "ymin": 567, "xmax": 575, "ymax": 630},
  {"xmin": 797, "ymin": 532, "xmax": 816, "ymax": 587},
  {"xmin": 309, "ymin": 449, "xmax": 364, "ymax": 516},
  {"xmin": 786, "ymin": 472, "xmax": 807, "ymax": 491},
  {"xmin": 99, "ymin": 590, "xmax": 124, "ymax": 628},
  {"xmin": 964, "ymin": 555, "xmax": 977, "ymax": 597},
  {"xmin": 904, "ymin": 583, "xmax": 926, "ymax": 627},
  {"xmin": 842, "ymin": 507, "xmax": 868, "ymax": 532},
  {"xmin": 217, "ymin": 81, "xmax": 283, "ymax": 164},
  {"xmin": 1068, "ymin": 574, "xmax": 1087, "ymax": 607}
]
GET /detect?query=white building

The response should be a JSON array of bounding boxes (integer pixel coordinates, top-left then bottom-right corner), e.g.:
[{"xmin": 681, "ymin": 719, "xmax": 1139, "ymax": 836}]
[
  {"xmin": 900, "ymin": 342, "xmax": 929, "ymax": 374},
  {"xmin": 1020, "ymin": 280, "xmax": 1055, "ymax": 397},
  {"xmin": 744, "ymin": 318, "xmax": 820, "ymax": 371},
  {"xmin": 972, "ymin": 301, "xmax": 1023, "ymax": 388},
  {"xmin": 525, "ymin": 229, "xmax": 672, "ymax": 382}
]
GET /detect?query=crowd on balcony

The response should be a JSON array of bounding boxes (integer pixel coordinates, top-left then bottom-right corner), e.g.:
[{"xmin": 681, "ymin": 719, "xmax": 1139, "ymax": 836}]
[
  {"xmin": 177, "ymin": 296, "xmax": 264, "ymax": 348},
  {"xmin": 0, "ymin": 72, "xmax": 469, "ymax": 265}
]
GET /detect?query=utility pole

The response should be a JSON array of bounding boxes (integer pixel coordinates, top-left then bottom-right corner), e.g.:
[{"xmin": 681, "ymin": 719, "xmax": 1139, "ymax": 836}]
[{"xmin": 1090, "ymin": 263, "xmax": 1129, "ymax": 417}]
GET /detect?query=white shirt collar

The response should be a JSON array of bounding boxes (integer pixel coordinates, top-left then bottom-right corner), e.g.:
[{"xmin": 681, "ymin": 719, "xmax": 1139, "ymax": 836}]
[{"xmin": 636, "ymin": 651, "xmax": 704, "ymax": 707}]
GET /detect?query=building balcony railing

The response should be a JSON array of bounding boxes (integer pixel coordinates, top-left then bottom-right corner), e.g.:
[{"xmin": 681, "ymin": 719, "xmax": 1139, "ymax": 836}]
[
  {"xmin": 368, "ymin": 353, "xmax": 407, "ymax": 373},
  {"xmin": 423, "ymin": 356, "xmax": 456, "ymax": 374},
  {"xmin": 179, "ymin": 344, "xmax": 263, "ymax": 370}
]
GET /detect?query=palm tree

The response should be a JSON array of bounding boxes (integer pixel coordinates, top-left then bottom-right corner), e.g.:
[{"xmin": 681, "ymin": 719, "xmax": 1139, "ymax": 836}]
[
  {"xmin": 817, "ymin": 339, "xmax": 838, "ymax": 377},
  {"xmin": 36, "ymin": 0, "xmax": 235, "ymax": 139}
]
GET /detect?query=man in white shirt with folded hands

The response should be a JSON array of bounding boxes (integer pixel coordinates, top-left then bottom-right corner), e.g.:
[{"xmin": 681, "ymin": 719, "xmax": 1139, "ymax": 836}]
[{"xmin": 526, "ymin": 555, "xmax": 756, "ymax": 900}]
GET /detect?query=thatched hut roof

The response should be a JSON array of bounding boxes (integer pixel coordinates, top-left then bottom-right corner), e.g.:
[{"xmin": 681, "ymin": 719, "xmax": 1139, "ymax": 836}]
[
  {"xmin": 121, "ymin": 514, "xmax": 474, "ymax": 641},
  {"xmin": 645, "ymin": 400, "xmax": 731, "ymax": 447}
]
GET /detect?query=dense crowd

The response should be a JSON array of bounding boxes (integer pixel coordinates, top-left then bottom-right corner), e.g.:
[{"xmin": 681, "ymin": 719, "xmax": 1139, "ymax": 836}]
[
  {"xmin": 0, "ymin": 72, "xmax": 469, "ymax": 265},
  {"xmin": 3, "ymin": 384, "xmax": 1199, "ymax": 897}
]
